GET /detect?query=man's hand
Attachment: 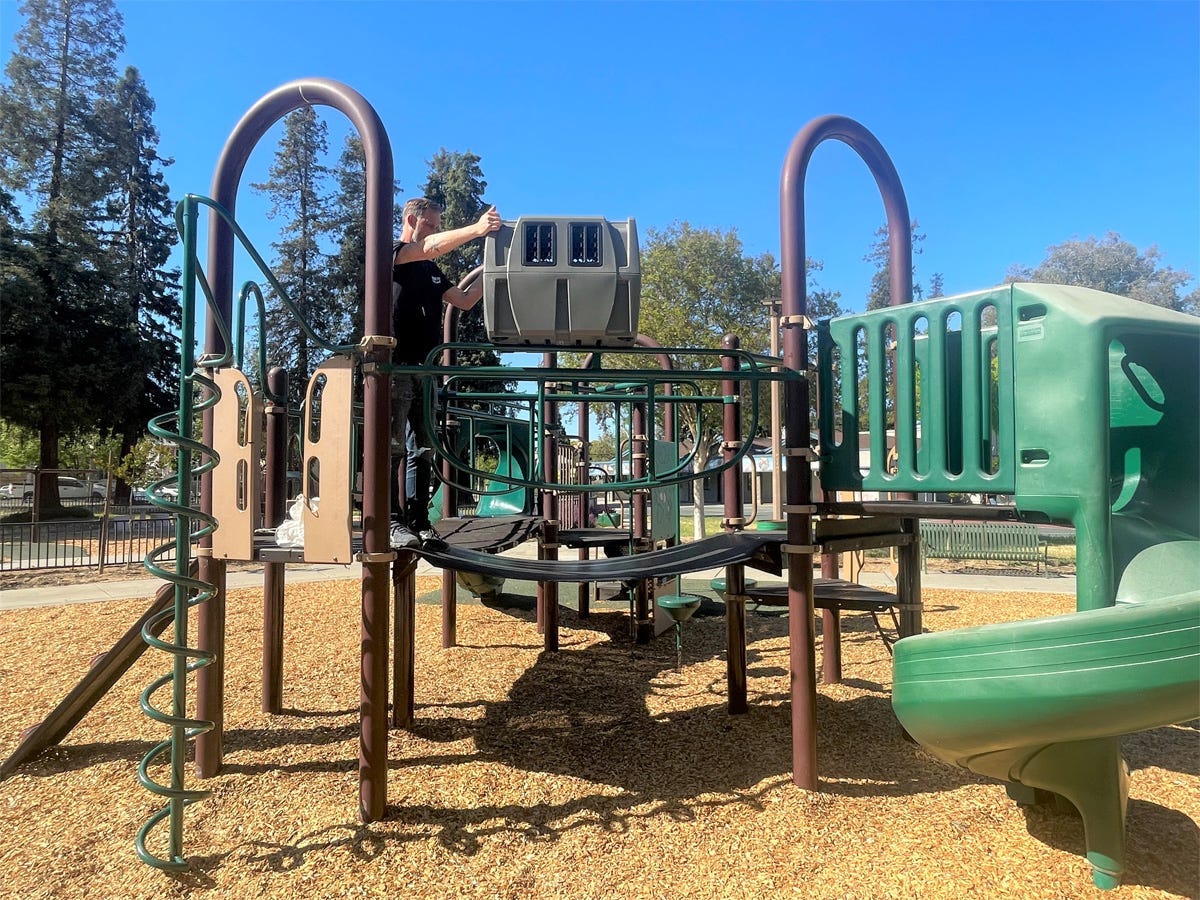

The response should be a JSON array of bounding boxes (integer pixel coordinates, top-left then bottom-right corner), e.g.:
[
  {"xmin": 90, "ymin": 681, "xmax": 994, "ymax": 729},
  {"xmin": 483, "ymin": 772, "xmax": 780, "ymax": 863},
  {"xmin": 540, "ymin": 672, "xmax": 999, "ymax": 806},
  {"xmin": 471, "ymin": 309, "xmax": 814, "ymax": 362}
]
[{"xmin": 475, "ymin": 206, "xmax": 502, "ymax": 237}]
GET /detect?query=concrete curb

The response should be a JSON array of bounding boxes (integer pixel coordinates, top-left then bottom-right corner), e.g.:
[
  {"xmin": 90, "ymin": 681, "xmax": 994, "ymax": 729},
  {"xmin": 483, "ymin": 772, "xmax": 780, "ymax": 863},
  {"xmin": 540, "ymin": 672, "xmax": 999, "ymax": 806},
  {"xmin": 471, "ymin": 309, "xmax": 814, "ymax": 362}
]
[{"xmin": 1, "ymin": 545, "xmax": 1075, "ymax": 613}]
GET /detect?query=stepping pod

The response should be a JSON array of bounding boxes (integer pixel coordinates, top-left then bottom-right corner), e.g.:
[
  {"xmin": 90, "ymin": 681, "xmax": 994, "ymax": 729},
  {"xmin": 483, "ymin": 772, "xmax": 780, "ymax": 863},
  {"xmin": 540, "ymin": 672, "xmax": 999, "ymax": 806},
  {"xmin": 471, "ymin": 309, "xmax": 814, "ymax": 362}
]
[{"xmin": 656, "ymin": 595, "xmax": 702, "ymax": 671}]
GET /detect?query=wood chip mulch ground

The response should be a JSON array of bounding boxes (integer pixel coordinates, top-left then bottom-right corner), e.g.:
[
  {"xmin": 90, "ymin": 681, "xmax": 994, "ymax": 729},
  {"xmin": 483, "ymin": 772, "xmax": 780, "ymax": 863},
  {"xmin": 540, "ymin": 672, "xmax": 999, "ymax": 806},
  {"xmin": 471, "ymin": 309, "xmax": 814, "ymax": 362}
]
[{"xmin": 0, "ymin": 577, "xmax": 1196, "ymax": 899}]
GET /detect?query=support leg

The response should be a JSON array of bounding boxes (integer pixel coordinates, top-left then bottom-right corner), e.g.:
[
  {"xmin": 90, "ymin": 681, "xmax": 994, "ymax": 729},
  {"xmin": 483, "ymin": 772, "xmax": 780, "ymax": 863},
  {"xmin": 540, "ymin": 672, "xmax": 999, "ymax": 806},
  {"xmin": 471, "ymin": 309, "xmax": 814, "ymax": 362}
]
[
  {"xmin": 441, "ymin": 568, "xmax": 457, "ymax": 649},
  {"xmin": 393, "ymin": 556, "xmax": 416, "ymax": 729},
  {"xmin": 820, "ymin": 551, "xmax": 842, "ymax": 684},
  {"xmin": 195, "ymin": 558, "xmax": 226, "ymax": 778},
  {"xmin": 898, "ymin": 518, "xmax": 922, "ymax": 638},
  {"xmin": 262, "ymin": 560, "xmax": 285, "ymax": 714},
  {"xmin": 359, "ymin": 558, "xmax": 390, "ymax": 823},
  {"xmin": 1008, "ymin": 738, "xmax": 1129, "ymax": 889},
  {"xmin": 725, "ymin": 564, "xmax": 748, "ymax": 715}
]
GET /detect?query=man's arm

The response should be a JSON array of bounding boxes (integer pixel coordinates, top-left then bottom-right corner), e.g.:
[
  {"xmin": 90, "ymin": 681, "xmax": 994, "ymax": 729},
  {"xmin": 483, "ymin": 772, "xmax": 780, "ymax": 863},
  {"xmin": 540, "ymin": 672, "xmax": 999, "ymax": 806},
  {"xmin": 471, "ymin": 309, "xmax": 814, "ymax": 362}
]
[
  {"xmin": 443, "ymin": 280, "xmax": 484, "ymax": 311},
  {"xmin": 394, "ymin": 206, "xmax": 501, "ymax": 264}
]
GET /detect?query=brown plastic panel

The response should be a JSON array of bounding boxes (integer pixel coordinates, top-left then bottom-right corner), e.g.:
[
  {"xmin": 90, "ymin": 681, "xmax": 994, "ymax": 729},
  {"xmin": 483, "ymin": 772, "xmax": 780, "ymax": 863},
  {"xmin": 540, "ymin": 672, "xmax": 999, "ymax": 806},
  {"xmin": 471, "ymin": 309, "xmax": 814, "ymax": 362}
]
[
  {"xmin": 211, "ymin": 368, "xmax": 262, "ymax": 560},
  {"xmin": 302, "ymin": 356, "xmax": 355, "ymax": 564}
]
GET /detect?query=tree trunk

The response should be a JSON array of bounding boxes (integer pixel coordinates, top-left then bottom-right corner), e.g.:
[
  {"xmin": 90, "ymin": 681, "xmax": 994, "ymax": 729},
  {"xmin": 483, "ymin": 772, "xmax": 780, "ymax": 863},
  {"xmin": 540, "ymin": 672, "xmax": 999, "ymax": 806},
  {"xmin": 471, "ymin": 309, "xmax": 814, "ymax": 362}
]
[
  {"xmin": 37, "ymin": 418, "xmax": 61, "ymax": 507},
  {"xmin": 691, "ymin": 438, "xmax": 713, "ymax": 541}
]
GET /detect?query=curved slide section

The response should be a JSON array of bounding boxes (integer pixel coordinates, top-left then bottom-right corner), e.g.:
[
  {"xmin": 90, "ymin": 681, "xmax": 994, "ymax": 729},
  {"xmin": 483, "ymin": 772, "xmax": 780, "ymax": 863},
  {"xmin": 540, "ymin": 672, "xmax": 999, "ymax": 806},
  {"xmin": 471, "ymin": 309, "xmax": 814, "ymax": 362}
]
[
  {"xmin": 1, "ymin": 574, "xmax": 184, "ymax": 780},
  {"xmin": 892, "ymin": 564, "xmax": 1199, "ymax": 888}
]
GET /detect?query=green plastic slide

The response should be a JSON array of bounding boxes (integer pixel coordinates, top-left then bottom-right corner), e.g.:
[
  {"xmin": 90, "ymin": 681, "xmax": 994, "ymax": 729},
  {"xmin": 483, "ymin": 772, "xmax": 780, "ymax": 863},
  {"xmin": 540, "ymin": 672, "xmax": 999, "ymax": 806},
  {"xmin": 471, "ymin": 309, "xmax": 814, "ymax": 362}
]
[
  {"xmin": 476, "ymin": 451, "xmax": 526, "ymax": 518},
  {"xmin": 886, "ymin": 286, "xmax": 1200, "ymax": 889},
  {"xmin": 893, "ymin": 566, "xmax": 1199, "ymax": 888}
]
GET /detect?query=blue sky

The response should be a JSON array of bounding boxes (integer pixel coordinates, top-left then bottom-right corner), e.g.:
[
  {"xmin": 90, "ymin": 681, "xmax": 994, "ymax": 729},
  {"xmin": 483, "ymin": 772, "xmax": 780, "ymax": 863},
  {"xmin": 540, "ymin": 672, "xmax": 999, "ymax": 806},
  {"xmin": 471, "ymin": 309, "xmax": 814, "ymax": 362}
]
[{"xmin": 2, "ymin": 0, "xmax": 1198, "ymax": 315}]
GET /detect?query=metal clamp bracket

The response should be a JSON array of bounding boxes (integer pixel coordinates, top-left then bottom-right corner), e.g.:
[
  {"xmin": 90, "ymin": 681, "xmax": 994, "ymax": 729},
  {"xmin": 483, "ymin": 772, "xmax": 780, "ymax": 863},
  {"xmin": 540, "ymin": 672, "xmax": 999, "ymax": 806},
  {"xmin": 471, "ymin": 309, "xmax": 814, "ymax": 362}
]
[
  {"xmin": 359, "ymin": 334, "xmax": 397, "ymax": 354},
  {"xmin": 780, "ymin": 314, "xmax": 814, "ymax": 329},
  {"xmin": 782, "ymin": 543, "xmax": 820, "ymax": 555},
  {"xmin": 358, "ymin": 550, "xmax": 398, "ymax": 563}
]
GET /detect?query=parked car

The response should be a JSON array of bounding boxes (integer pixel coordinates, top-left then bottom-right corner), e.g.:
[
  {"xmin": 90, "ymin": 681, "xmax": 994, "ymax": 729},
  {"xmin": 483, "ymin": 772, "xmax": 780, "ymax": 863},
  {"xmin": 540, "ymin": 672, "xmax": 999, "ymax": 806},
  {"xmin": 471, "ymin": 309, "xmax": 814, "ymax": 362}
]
[{"xmin": 0, "ymin": 475, "xmax": 107, "ymax": 502}]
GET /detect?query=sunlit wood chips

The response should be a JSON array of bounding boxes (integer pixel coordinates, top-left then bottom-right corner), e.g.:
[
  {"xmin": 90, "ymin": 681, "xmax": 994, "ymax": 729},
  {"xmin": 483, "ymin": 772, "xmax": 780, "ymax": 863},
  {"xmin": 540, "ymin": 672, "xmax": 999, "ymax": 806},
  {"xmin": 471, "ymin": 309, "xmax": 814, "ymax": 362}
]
[{"xmin": 0, "ymin": 576, "xmax": 1196, "ymax": 899}]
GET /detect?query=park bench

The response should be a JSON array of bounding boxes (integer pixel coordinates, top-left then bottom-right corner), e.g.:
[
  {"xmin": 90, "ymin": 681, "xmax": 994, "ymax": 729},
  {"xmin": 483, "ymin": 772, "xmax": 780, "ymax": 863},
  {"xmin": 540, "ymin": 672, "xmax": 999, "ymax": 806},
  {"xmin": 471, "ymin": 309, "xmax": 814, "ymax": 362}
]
[{"xmin": 920, "ymin": 520, "xmax": 1049, "ymax": 575}]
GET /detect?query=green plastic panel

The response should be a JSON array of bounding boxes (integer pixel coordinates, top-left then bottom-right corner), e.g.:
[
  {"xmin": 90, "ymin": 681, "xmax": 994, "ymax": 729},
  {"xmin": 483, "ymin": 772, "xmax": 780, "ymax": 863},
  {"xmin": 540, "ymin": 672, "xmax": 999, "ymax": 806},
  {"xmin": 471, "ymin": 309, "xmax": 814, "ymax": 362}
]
[{"xmin": 818, "ymin": 286, "xmax": 1015, "ymax": 494}]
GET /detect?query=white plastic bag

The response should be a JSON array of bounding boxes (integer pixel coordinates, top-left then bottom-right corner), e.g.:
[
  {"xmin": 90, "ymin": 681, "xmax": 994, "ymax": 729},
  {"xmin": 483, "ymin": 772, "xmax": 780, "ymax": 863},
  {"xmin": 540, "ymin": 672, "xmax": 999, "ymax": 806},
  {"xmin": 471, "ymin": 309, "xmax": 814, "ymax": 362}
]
[{"xmin": 274, "ymin": 493, "xmax": 318, "ymax": 548}]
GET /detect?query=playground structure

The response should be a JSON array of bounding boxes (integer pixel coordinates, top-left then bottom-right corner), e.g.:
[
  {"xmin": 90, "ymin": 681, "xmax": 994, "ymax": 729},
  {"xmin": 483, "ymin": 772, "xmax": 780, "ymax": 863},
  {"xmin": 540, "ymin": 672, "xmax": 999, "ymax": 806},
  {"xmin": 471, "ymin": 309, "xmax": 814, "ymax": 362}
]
[{"xmin": 1, "ymin": 79, "xmax": 1196, "ymax": 890}]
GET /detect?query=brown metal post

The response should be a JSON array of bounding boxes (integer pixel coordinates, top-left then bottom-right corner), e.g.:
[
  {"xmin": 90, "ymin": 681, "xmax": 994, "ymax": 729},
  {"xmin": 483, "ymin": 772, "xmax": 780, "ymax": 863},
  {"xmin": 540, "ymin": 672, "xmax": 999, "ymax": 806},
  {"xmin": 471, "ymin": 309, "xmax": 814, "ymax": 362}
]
[
  {"xmin": 764, "ymin": 298, "xmax": 784, "ymax": 522},
  {"xmin": 440, "ymin": 317, "xmax": 457, "ymax": 653},
  {"xmin": 392, "ymin": 556, "xmax": 416, "ymax": 728},
  {"xmin": 898, "ymin": 517, "xmax": 923, "ymax": 637},
  {"xmin": 441, "ymin": 563, "xmax": 457, "ymax": 648},
  {"xmin": 780, "ymin": 113, "xmax": 913, "ymax": 791},
  {"xmin": 438, "ymin": 276, "xmax": 476, "ymax": 649},
  {"xmin": 820, "ymin": 552, "xmax": 842, "ymax": 685},
  {"xmin": 631, "ymin": 399, "xmax": 651, "ymax": 644},
  {"xmin": 721, "ymin": 335, "xmax": 748, "ymax": 713},
  {"xmin": 194, "ymin": 558, "xmax": 225, "ymax": 777},
  {"xmin": 577, "ymin": 394, "xmax": 591, "ymax": 617},
  {"xmin": 262, "ymin": 367, "xmax": 288, "ymax": 713},
  {"xmin": 541, "ymin": 352, "xmax": 560, "ymax": 652}
]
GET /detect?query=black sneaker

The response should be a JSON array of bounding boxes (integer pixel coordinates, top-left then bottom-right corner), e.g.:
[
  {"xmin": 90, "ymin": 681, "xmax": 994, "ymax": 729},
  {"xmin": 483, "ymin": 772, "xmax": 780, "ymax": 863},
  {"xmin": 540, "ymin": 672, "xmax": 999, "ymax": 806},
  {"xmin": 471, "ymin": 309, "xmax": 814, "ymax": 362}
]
[
  {"xmin": 389, "ymin": 521, "xmax": 420, "ymax": 549},
  {"xmin": 417, "ymin": 526, "xmax": 447, "ymax": 550}
]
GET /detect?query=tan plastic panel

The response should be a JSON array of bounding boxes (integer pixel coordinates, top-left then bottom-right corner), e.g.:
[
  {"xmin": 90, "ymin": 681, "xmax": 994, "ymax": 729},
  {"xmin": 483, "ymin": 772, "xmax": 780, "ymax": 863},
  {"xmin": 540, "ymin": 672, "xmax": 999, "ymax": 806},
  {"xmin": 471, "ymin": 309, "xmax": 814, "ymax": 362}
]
[
  {"xmin": 211, "ymin": 368, "xmax": 263, "ymax": 561},
  {"xmin": 302, "ymin": 356, "xmax": 355, "ymax": 564}
]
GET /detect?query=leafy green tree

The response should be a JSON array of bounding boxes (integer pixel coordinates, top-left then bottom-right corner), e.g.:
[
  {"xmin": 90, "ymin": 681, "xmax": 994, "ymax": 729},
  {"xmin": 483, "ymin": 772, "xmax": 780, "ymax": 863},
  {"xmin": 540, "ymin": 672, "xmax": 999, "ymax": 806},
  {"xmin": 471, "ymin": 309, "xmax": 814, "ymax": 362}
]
[
  {"xmin": 594, "ymin": 221, "xmax": 827, "ymax": 538},
  {"xmin": 0, "ymin": 420, "xmax": 39, "ymax": 468},
  {"xmin": 419, "ymin": 148, "xmax": 511, "ymax": 411},
  {"xmin": 252, "ymin": 107, "xmax": 341, "ymax": 404},
  {"xmin": 587, "ymin": 432, "xmax": 617, "ymax": 466},
  {"xmin": 0, "ymin": 0, "xmax": 127, "ymax": 506},
  {"xmin": 96, "ymin": 66, "xmax": 181, "ymax": 499},
  {"xmin": 1007, "ymin": 232, "xmax": 1198, "ymax": 314}
]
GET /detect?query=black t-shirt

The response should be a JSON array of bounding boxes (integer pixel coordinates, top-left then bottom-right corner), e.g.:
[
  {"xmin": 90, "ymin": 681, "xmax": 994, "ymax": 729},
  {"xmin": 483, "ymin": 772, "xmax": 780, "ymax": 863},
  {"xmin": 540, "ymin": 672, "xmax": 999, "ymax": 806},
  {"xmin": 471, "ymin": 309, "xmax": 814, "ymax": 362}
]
[{"xmin": 392, "ymin": 240, "xmax": 451, "ymax": 364}]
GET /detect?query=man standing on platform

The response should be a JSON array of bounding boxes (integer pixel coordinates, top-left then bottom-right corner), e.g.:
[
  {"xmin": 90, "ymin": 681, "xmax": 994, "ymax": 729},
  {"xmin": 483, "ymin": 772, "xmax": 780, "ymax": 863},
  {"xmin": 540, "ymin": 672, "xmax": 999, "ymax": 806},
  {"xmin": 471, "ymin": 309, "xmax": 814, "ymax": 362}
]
[{"xmin": 389, "ymin": 197, "xmax": 501, "ymax": 549}]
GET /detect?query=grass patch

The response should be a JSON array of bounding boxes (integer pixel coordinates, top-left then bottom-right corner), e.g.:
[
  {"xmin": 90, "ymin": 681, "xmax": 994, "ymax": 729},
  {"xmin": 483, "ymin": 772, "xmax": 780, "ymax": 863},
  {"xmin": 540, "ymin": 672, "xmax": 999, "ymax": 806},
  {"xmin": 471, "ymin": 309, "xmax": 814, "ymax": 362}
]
[{"xmin": 0, "ymin": 505, "xmax": 95, "ymax": 524}]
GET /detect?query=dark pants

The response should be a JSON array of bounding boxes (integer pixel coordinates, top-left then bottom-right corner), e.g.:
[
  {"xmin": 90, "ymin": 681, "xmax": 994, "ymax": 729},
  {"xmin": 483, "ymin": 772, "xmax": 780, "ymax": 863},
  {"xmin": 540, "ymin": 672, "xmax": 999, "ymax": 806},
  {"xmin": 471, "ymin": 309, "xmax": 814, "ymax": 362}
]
[{"xmin": 391, "ymin": 373, "xmax": 434, "ymax": 530}]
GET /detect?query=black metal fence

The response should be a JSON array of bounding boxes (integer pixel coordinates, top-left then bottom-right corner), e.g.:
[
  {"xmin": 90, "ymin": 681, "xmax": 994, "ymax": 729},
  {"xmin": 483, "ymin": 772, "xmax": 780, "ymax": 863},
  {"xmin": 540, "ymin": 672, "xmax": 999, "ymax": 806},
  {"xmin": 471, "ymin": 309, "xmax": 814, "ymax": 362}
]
[{"xmin": 0, "ymin": 511, "xmax": 177, "ymax": 573}]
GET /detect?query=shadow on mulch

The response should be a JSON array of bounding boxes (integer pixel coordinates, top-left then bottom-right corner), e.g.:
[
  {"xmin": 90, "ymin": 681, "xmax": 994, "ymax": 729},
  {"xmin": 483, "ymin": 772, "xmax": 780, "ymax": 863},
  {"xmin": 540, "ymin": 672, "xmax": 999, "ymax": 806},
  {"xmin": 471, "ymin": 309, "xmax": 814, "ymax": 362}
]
[
  {"xmin": 409, "ymin": 604, "xmax": 960, "ymax": 803},
  {"xmin": 1021, "ymin": 796, "xmax": 1200, "ymax": 897},
  {"xmin": 1125, "ymin": 720, "xmax": 1200, "ymax": 777}
]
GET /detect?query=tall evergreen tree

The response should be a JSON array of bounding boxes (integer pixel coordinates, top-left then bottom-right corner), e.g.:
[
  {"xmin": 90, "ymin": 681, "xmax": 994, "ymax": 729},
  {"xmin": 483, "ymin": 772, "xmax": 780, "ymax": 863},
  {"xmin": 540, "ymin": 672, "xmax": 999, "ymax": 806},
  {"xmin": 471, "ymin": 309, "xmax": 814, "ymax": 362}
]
[
  {"xmin": 96, "ymin": 66, "xmax": 181, "ymax": 497},
  {"xmin": 328, "ymin": 133, "xmax": 403, "ymax": 342},
  {"xmin": 251, "ymin": 107, "xmax": 340, "ymax": 404},
  {"xmin": 420, "ymin": 148, "xmax": 488, "ymax": 284},
  {"xmin": 863, "ymin": 220, "xmax": 938, "ymax": 310},
  {"xmin": 0, "ymin": 0, "xmax": 126, "ymax": 505}
]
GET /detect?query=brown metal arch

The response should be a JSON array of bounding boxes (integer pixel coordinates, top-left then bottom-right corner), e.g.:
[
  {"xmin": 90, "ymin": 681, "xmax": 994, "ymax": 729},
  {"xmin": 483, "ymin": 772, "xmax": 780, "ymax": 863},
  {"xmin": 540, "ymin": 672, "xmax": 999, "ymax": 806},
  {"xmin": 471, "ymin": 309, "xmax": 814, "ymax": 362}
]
[
  {"xmin": 778, "ymin": 115, "xmax": 913, "ymax": 792},
  {"xmin": 197, "ymin": 78, "xmax": 396, "ymax": 825}
]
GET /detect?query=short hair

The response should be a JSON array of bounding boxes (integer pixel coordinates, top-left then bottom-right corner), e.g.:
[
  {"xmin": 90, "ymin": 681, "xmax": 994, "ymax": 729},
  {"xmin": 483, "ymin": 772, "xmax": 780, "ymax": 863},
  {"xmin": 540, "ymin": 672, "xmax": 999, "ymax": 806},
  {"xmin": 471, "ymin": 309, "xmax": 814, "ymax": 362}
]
[{"xmin": 403, "ymin": 197, "xmax": 443, "ymax": 220}]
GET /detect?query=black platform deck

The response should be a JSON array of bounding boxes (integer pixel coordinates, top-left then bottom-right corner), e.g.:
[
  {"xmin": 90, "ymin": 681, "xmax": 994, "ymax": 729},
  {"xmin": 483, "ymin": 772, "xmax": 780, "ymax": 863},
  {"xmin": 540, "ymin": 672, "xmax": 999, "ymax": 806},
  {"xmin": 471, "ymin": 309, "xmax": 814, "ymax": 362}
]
[
  {"xmin": 729, "ymin": 579, "xmax": 907, "ymax": 613},
  {"xmin": 558, "ymin": 527, "xmax": 635, "ymax": 551}
]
